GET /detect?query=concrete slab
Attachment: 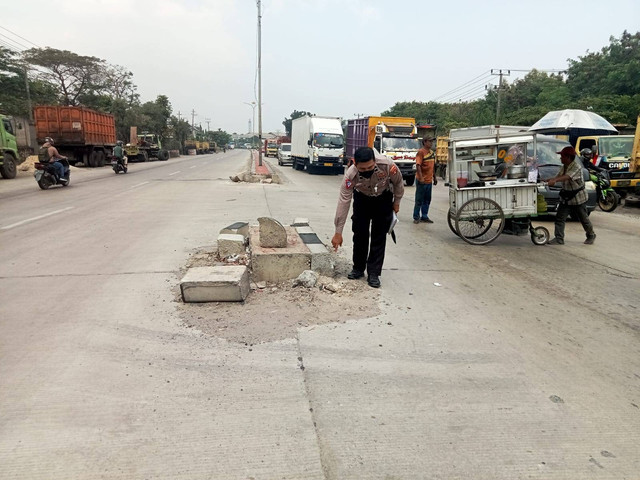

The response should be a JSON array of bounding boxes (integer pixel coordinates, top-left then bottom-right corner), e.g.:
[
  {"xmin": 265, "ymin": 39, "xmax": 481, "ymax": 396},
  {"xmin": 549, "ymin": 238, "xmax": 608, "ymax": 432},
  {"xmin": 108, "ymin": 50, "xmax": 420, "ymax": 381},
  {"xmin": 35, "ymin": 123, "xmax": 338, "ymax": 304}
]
[
  {"xmin": 295, "ymin": 226, "xmax": 314, "ymax": 235},
  {"xmin": 180, "ymin": 266, "xmax": 249, "ymax": 302},
  {"xmin": 249, "ymin": 226, "xmax": 311, "ymax": 282},
  {"xmin": 217, "ymin": 233, "xmax": 246, "ymax": 258},
  {"xmin": 291, "ymin": 218, "xmax": 310, "ymax": 227},
  {"xmin": 219, "ymin": 221, "xmax": 249, "ymax": 238}
]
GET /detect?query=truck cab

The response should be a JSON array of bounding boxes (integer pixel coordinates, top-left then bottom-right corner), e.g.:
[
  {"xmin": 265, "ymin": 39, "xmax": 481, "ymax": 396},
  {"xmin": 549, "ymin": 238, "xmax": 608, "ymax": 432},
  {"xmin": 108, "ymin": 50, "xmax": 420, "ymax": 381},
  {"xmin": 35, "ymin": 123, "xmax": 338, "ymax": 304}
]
[
  {"xmin": 575, "ymin": 135, "xmax": 634, "ymax": 170},
  {"xmin": 372, "ymin": 123, "xmax": 420, "ymax": 186},
  {"xmin": 291, "ymin": 116, "xmax": 345, "ymax": 174},
  {"xmin": 0, "ymin": 114, "xmax": 20, "ymax": 179},
  {"xmin": 266, "ymin": 141, "xmax": 278, "ymax": 157}
]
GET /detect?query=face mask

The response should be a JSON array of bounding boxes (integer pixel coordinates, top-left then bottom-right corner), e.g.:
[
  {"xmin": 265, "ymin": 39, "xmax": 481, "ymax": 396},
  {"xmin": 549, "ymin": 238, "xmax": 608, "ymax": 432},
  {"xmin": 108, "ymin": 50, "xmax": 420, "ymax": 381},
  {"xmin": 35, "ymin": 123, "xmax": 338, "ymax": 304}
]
[{"xmin": 359, "ymin": 169, "xmax": 375, "ymax": 179}]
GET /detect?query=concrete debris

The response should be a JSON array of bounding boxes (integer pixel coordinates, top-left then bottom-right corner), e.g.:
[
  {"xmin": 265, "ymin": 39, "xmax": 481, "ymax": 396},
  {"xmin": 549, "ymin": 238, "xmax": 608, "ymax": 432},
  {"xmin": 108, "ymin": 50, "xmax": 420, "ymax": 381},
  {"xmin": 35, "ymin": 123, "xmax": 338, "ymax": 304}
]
[{"xmin": 293, "ymin": 270, "xmax": 319, "ymax": 288}]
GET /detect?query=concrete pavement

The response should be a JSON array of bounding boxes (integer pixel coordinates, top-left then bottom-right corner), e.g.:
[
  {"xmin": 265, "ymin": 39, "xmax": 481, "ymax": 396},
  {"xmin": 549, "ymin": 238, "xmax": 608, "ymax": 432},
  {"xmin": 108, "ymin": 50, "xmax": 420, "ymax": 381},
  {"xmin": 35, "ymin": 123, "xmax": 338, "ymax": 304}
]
[{"xmin": 1, "ymin": 151, "xmax": 639, "ymax": 479}]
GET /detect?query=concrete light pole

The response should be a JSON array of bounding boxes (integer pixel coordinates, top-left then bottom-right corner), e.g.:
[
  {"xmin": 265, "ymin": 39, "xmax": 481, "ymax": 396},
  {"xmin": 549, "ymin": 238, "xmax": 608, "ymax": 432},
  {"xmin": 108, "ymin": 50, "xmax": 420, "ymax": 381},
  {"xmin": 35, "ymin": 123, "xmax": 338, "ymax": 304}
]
[
  {"xmin": 244, "ymin": 101, "xmax": 257, "ymax": 148},
  {"xmin": 257, "ymin": 0, "xmax": 263, "ymax": 166}
]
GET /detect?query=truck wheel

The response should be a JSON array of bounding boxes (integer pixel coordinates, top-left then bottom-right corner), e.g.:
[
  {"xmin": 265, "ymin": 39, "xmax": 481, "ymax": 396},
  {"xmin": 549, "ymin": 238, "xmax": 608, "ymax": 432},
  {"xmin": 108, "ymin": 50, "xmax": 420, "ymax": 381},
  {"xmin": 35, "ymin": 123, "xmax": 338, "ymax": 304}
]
[
  {"xmin": 405, "ymin": 175, "xmax": 415, "ymax": 186},
  {"xmin": 89, "ymin": 150, "xmax": 99, "ymax": 168},
  {"xmin": 0, "ymin": 153, "xmax": 17, "ymax": 179},
  {"xmin": 158, "ymin": 150, "xmax": 169, "ymax": 161},
  {"xmin": 96, "ymin": 151, "xmax": 105, "ymax": 167}
]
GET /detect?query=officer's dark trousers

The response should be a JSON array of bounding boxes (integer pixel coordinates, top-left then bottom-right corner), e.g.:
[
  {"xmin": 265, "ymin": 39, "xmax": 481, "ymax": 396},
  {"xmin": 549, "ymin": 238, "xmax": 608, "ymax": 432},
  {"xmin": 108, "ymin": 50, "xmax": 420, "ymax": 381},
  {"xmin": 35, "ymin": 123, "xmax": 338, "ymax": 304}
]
[{"xmin": 352, "ymin": 190, "xmax": 393, "ymax": 276}]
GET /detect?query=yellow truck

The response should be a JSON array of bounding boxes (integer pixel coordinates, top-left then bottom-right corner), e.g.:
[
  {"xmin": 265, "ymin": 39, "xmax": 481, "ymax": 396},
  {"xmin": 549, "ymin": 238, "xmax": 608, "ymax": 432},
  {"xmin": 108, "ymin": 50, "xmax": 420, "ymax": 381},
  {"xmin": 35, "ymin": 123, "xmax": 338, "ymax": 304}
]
[
  {"xmin": 346, "ymin": 116, "xmax": 435, "ymax": 186},
  {"xmin": 582, "ymin": 116, "xmax": 640, "ymax": 198}
]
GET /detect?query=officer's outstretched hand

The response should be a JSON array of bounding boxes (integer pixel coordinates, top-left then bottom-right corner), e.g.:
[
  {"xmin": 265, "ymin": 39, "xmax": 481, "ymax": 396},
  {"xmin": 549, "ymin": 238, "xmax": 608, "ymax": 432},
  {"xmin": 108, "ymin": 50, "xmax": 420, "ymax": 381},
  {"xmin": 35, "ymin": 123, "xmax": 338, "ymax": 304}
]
[
  {"xmin": 331, "ymin": 233, "xmax": 343, "ymax": 251},
  {"xmin": 393, "ymin": 204, "xmax": 400, "ymax": 214}
]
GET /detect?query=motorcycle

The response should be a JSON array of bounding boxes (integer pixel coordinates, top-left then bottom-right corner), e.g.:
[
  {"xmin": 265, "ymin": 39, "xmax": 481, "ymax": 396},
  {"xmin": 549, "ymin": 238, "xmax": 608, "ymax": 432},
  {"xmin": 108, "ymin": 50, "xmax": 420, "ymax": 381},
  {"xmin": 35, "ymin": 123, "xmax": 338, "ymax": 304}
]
[
  {"xmin": 590, "ymin": 167, "xmax": 619, "ymax": 212},
  {"xmin": 111, "ymin": 155, "xmax": 128, "ymax": 174},
  {"xmin": 34, "ymin": 158, "xmax": 70, "ymax": 190},
  {"xmin": 580, "ymin": 149, "xmax": 618, "ymax": 212}
]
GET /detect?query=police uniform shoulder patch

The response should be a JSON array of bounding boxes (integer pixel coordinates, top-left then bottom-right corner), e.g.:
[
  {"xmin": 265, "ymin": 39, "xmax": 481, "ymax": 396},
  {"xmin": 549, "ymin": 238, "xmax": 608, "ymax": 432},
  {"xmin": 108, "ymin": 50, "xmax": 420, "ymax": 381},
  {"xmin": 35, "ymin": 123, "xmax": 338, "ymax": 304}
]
[
  {"xmin": 390, "ymin": 164, "xmax": 398, "ymax": 175},
  {"xmin": 345, "ymin": 178, "xmax": 352, "ymax": 189}
]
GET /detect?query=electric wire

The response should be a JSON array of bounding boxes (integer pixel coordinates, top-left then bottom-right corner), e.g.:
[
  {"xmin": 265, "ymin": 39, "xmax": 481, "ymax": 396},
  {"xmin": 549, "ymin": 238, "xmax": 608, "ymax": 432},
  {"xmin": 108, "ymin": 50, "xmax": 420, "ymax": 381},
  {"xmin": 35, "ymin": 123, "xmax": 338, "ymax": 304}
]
[
  {"xmin": 439, "ymin": 78, "xmax": 492, "ymax": 104},
  {"xmin": 431, "ymin": 71, "xmax": 491, "ymax": 102},
  {"xmin": 0, "ymin": 25, "xmax": 40, "ymax": 48}
]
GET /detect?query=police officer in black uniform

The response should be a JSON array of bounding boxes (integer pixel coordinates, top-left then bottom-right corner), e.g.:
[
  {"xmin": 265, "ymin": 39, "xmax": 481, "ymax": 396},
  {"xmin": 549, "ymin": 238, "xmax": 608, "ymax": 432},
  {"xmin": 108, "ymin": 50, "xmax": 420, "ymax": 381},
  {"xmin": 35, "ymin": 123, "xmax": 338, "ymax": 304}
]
[{"xmin": 331, "ymin": 147, "xmax": 405, "ymax": 288}]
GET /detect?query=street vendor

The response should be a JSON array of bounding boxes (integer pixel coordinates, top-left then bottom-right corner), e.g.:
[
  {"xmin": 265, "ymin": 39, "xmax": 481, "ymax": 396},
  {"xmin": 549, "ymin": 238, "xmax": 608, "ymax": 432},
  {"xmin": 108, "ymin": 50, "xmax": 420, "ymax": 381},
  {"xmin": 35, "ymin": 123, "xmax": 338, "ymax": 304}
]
[{"xmin": 547, "ymin": 146, "xmax": 596, "ymax": 245}]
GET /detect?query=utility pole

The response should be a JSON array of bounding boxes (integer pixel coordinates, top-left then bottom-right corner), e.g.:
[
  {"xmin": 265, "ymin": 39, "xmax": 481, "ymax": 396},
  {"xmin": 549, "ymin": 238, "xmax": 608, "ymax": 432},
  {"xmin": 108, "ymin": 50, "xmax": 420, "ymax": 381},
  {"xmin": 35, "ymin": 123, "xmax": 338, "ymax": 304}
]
[
  {"xmin": 491, "ymin": 69, "xmax": 510, "ymax": 124},
  {"xmin": 191, "ymin": 109, "xmax": 197, "ymax": 137},
  {"xmin": 21, "ymin": 64, "xmax": 33, "ymax": 123},
  {"xmin": 244, "ymin": 102, "xmax": 257, "ymax": 147},
  {"xmin": 177, "ymin": 111, "xmax": 182, "ymax": 122},
  {"xmin": 257, "ymin": 0, "xmax": 263, "ymax": 166},
  {"xmin": 205, "ymin": 118, "xmax": 211, "ymax": 132}
]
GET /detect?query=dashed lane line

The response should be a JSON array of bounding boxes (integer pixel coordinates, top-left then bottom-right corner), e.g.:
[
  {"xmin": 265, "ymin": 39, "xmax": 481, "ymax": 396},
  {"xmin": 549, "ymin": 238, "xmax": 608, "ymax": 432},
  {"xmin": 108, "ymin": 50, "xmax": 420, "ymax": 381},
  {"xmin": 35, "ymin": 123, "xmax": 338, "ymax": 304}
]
[
  {"xmin": 1, "ymin": 207, "xmax": 75, "ymax": 231},
  {"xmin": 168, "ymin": 171, "xmax": 181, "ymax": 176}
]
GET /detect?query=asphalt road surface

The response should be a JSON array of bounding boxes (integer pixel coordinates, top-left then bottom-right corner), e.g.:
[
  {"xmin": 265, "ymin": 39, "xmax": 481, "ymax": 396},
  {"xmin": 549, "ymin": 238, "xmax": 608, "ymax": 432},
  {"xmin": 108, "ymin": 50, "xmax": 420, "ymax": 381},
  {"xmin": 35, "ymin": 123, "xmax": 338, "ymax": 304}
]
[{"xmin": 1, "ymin": 151, "xmax": 639, "ymax": 479}]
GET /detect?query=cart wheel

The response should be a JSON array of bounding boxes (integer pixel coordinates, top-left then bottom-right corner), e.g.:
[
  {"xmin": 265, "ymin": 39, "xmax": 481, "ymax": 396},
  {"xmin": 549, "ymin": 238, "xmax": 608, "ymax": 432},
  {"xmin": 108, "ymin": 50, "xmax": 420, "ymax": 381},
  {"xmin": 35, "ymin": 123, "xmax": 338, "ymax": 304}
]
[
  {"xmin": 531, "ymin": 226, "xmax": 550, "ymax": 245},
  {"xmin": 447, "ymin": 211, "xmax": 460, "ymax": 237},
  {"xmin": 455, "ymin": 198, "xmax": 504, "ymax": 245}
]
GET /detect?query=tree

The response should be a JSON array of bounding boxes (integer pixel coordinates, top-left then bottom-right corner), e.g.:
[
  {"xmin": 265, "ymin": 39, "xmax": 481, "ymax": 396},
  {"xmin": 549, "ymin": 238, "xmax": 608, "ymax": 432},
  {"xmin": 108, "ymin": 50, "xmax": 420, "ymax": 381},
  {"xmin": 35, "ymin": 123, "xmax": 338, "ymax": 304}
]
[
  {"xmin": 23, "ymin": 47, "xmax": 106, "ymax": 106},
  {"xmin": 0, "ymin": 46, "xmax": 57, "ymax": 117},
  {"xmin": 283, "ymin": 110, "xmax": 313, "ymax": 136},
  {"xmin": 138, "ymin": 95, "xmax": 172, "ymax": 139},
  {"xmin": 207, "ymin": 129, "xmax": 232, "ymax": 148}
]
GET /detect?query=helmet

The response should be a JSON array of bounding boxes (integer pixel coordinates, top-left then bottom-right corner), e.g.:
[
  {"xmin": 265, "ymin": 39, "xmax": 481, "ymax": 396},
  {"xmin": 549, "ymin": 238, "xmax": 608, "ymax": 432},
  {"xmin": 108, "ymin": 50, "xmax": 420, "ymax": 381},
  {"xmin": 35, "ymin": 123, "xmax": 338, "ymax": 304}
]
[
  {"xmin": 580, "ymin": 148, "xmax": 592, "ymax": 159},
  {"xmin": 116, "ymin": 140, "xmax": 123, "ymax": 146},
  {"xmin": 44, "ymin": 137, "xmax": 54, "ymax": 145}
]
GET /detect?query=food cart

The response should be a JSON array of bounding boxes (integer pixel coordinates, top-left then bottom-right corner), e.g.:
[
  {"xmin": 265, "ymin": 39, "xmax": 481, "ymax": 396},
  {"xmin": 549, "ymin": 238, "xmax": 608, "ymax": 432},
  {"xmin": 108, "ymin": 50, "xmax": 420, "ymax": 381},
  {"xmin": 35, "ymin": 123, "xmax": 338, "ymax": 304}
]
[{"xmin": 446, "ymin": 131, "xmax": 550, "ymax": 245}]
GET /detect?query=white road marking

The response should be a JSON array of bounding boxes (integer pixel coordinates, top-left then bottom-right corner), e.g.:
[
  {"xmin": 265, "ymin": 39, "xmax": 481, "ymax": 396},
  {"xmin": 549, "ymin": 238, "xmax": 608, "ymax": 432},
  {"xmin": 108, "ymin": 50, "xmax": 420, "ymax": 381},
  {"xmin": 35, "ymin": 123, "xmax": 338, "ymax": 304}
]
[
  {"xmin": 130, "ymin": 181, "xmax": 150, "ymax": 189},
  {"xmin": 1, "ymin": 207, "xmax": 75, "ymax": 230},
  {"xmin": 169, "ymin": 171, "xmax": 181, "ymax": 176},
  {"xmin": 190, "ymin": 165, "xmax": 197, "ymax": 169}
]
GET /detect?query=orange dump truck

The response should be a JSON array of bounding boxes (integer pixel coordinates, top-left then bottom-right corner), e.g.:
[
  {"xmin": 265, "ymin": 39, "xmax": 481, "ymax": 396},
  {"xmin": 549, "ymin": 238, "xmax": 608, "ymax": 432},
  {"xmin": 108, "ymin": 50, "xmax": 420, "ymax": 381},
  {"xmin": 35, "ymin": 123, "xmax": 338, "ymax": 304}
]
[{"xmin": 34, "ymin": 106, "xmax": 116, "ymax": 167}]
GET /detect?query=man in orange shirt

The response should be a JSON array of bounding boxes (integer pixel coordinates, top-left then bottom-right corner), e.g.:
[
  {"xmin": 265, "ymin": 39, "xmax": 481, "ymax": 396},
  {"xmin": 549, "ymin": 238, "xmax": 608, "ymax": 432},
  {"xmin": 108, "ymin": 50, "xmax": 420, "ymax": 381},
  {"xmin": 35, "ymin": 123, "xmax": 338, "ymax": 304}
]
[{"xmin": 413, "ymin": 136, "xmax": 437, "ymax": 224}]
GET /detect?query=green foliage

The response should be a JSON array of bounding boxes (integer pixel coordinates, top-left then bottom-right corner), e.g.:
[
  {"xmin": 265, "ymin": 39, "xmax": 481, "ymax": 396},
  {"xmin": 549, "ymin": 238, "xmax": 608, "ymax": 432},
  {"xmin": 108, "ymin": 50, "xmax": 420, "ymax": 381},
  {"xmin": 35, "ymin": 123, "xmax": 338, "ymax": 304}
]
[
  {"xmin": 283, "ymin": 110, "xmax": 312, "ymax": 136},
  {"xmin": 0, "ymin": 47, "xmax": 57, "ymax": 117},
  {"xmin": 384, "ymin": 31, "xmax": 639, "ymax": 131},
  {"xmin": 23, "ymin": 47, "xmax": 106, "ymax": 106},
  {"xmin": 207, "ymin": 129, "xmax": 232, "ymax": 148}
]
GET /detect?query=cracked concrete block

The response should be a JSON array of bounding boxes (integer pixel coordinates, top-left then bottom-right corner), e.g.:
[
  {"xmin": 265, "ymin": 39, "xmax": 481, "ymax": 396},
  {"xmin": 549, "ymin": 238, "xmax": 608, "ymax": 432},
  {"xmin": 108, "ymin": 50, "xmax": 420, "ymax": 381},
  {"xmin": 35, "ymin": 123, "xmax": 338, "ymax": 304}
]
[
  {"xmin": 258, "ymin": 217, "xmax": 287, "ymax": 248},
  {"xmin": 307, "ymin": 243, "xmax": 334, "ymax": 275},
  {"xmin": 180, "ymin": 266, "xmax": 249, "ymax": 302},
  {"xmin": 249, "ymin": 226, "xmax": 311, "ymax": 282},
  {"xmin": 218, "ymin": 234, "xmax": 246, "ymax": 258}
]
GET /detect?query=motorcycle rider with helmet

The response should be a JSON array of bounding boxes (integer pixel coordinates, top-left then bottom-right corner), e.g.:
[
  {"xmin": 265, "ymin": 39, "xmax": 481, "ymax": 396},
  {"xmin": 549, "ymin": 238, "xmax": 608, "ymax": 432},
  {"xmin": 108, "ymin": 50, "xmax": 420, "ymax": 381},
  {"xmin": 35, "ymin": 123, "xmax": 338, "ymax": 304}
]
[
  {"xmin": 113, "ymin": 140, "xmax": 127, "ymax": 170},
  {"xmin": 39, "ymin": 137, "xmax": 67, "ymax": 183}
]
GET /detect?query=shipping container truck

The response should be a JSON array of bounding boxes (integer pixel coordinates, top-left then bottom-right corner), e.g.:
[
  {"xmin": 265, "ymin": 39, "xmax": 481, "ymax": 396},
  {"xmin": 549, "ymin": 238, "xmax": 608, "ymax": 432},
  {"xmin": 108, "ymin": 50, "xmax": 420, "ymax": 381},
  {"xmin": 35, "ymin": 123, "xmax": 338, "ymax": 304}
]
[
  {"xmin": 291, "ymin": 116, "xmax": 344, "ymax": 174},
  {"xmin": 34, "ymin": 106, "xmax": 116, "ymax": 167},
  {"xmin": 346, "ymin": 116, "xmax": 434, "ymax": 186}
]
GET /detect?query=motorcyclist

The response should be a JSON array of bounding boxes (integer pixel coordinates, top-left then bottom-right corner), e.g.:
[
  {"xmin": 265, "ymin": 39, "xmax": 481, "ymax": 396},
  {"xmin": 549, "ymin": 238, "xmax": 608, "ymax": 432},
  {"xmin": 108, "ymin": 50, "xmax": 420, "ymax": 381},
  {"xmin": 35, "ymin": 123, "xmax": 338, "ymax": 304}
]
[
  {"xmin": 39, "ymin": 137, "xmax": 67, "ymax": 183},
  {"xmin": 580, "ymin": 148, "xmax": 602, "ymax": 173},
  {"xmin": 113, "ymin": 140, "xmax": 127, "ymax": 167}
]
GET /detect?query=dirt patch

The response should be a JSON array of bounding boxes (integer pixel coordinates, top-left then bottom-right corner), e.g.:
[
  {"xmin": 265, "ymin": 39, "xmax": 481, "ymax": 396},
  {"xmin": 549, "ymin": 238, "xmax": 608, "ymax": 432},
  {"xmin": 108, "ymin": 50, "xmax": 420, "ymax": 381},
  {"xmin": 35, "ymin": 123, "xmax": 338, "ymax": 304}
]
[
  {"xmin": 17, "ymin": 155, "xmax": 83, "ymax": 176},
  {"xmin": 175, "ymin": 246, "xmax": 380, "ymax": 344}
]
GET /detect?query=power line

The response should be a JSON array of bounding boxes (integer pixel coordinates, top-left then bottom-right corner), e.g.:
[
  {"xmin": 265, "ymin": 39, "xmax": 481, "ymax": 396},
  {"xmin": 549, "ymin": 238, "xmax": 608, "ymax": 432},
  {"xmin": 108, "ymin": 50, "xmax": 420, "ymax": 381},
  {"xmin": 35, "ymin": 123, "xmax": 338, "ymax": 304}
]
[
  {"xmin": 436, "ymin": 75, "xmax": 493, "ymax": 104},
  {"xmin": 0, "ymin": 34, "xmax": 25, "ymax": 52},
  {"xmin": 431, "ymin": 71, "xmax": 491, "ymax": 102},
  {"xmin": 439, "ymin": 79, "xmax": 491, "ymax": 104},
  {"xmin": 0, "ymin": 25, "xmax": 40, "ymax": 48}
]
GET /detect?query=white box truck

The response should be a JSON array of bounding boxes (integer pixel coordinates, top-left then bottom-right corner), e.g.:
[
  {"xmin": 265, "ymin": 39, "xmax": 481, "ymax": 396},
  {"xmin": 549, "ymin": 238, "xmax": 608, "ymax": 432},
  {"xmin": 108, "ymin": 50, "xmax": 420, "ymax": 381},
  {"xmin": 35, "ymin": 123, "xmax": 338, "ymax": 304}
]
[{"xmin": 291, "ymin": 115, "xmax": 344, "ymax": 174}]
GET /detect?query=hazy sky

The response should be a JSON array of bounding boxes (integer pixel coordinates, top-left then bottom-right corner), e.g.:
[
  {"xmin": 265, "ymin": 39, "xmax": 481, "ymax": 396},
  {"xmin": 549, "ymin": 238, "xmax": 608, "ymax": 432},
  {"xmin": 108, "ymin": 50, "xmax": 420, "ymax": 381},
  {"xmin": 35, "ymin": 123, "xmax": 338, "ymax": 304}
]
[{"xmin": 2, "ymin": 0, "xmax": 638, "ymax": 134}]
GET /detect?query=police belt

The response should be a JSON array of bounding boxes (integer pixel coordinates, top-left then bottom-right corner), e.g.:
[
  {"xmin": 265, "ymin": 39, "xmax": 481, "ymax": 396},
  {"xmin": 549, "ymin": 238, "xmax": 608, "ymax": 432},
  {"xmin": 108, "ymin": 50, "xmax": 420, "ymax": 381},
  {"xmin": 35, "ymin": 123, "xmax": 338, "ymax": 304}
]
[{"xmin": 354, "ymin": 188, "xmax": 391, "ymax": 198}]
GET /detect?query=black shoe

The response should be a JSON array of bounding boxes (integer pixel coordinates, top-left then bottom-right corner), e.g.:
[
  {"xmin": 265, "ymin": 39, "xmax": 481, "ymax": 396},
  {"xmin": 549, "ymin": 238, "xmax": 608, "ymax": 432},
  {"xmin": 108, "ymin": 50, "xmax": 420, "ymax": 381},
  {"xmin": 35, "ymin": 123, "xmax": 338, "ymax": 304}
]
[
  {"xmin": 367, "ymin": 274, "xmax": 381, "ymax": 288},
  {"xmin": 347, "ymin": 269, "xmax": 364, "ymax": 280},
  {"xmin": 420, "ymin": 218, "xmax": 434, "ymax": 224}
]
